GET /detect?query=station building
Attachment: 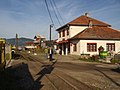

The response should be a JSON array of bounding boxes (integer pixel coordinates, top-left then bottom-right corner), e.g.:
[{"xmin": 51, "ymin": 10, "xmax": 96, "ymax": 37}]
[{"xmin": 56, "ymin": 14, "xmax": 120, "ymax": 56}]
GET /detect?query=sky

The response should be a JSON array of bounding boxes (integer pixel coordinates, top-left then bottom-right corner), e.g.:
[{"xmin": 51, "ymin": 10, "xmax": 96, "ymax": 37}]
[{"xmin": 0, "ymin": 0, "xmax": 120, "ymax": 39}]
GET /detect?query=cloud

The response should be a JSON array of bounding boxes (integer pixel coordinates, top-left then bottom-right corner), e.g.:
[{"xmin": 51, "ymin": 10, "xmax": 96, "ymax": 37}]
[
  {"xmin": 0, "ymin": 0, "xmax": 52, "ymax": 39},
  {"xmin": 0, "ymin": 0, "xmax": 120, "ymax": 39},
  {"xmin": 0, "ymin": 9, "xmax": 50, "ymax": 39}
]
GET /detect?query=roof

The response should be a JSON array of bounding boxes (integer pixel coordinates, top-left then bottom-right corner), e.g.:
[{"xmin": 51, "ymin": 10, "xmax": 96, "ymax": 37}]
[
  {"xmin": 70, "ymin": 26, "xmax": 120, "ymax": 40},
  {"xmin": 34, "ymin": 35, "xmax": 41, "ymax": 39},
  {"xmin": 25, "ymin": 41, "xmax": 34, "ymax": 45},
  {"xmin": 34, "ymin": 35, "xmax": 46, "ymax": 39},
  {"xmin": 68, "ymin": 15, "xmax": 111, "ymax": 26},
  {"xmin": 57, "ymin": 40, "xmax": 69, "ymax": 44},
  {"xmin": 56, "ymin": 15, "xmax": 111, "ymax": 31}
]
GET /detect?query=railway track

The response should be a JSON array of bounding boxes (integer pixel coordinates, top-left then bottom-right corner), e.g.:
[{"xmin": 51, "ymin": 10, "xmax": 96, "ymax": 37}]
[{"xmin": 16, "ymin": 51, "xmax": 98, "ymax": 90}]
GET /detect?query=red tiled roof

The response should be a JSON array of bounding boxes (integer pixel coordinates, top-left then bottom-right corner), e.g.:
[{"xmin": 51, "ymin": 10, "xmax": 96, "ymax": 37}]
[
  {"xmin": 68, "ymin": 15, "xmax": 111, "ymax": 26},
  {"xmin": 56, "ymin": 15, "xmax": 111, "ymax": 31},
  {"xmin": 57, "ymin": 40, "xmax": 69, "ymax": 44},
  {"xmin": 25, "ymin": 41, "xmax": 34, "ymax": 45},
  {"xmin": 70, "ymin": 26, "xmax": 120, "ymax": 40}
]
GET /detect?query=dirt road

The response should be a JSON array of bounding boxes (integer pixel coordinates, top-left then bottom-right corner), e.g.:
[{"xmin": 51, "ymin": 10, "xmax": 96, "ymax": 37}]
[{"xmin": 4, "ymin": 53, "xmax": 120, "ymax": 90}]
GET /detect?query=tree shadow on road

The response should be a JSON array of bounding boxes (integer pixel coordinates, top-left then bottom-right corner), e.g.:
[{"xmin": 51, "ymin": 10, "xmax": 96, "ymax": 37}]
[
  {"xmin": 33, "ymin": 60, "xmax": 57, "ymax": 89},
  {"xmin": 111, "ymin": 68, "xmax": 120, "ymax": 73},
  {"xmin": 0, "ymin": 62, "xmax": 35, "ymax": 90},
  {"xmin": 95, "ymin": 69, "xmax": 120, "ymax": 87}
]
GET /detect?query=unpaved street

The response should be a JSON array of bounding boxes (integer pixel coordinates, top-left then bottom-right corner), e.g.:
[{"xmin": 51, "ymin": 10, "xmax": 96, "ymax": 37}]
[{"xmin": 5, "ymin": 53, "xmax": 120, "ymax": 90}]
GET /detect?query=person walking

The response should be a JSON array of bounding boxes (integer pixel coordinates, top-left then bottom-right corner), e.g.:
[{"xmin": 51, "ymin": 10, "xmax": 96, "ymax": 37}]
[
  {"xmin": 11, "ymin": 49, "xmax": 15, "ymax": 59},
  {"xmin": 48, "ymin": 47, "xmax": 53, "ymax": 61}
]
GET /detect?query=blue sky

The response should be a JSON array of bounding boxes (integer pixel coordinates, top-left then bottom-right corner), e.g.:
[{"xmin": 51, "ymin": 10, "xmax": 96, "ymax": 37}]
[{"xmin": 0, "ymin": 0, "xmax": 120, "ymax": 39}]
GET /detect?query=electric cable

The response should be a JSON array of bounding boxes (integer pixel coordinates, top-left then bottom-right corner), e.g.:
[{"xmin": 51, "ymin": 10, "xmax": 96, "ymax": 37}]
[
  {"xmin": 50, "ymin": 0, "xmax": 62, "ymax": 26},
  {"xmin": 52, "ymin": 0, "xmax": 65, "ymax": 24},
  {"xmin": 44, "ymin": 0, "xmax": 56, "ymax": 29}
]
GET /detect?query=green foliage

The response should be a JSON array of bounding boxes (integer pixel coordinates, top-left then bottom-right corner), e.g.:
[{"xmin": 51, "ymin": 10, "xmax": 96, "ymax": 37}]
[{"xmin": 111, "ymin": 59, "xmax": 120, "ymax": 64}]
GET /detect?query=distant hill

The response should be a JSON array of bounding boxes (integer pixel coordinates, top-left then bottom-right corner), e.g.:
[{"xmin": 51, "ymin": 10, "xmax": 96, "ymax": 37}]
[{"xmin": 6, "ymin": 37, "xmax": 33, "ymax": 46}]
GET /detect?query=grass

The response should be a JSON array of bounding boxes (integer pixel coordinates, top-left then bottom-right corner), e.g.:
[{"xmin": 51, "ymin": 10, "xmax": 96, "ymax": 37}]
[{"xmin": 79, "ymin": 57, "xmax": 100, "ymax": 63}]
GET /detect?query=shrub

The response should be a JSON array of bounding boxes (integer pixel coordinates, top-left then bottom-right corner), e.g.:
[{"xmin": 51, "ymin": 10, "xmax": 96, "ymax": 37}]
[{"xmin": 111, "ymin": 59, "xmax": 120, "ymax": 64}]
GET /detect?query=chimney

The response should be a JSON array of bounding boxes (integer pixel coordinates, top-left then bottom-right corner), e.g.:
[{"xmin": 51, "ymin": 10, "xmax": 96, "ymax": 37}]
[
  {"xmin": 85, "ymin": 12, "xmax": 88, "ymax": 17},
  {"xmin": 89, "ymin": 20, "xmax": 92, "ymax": 28}
]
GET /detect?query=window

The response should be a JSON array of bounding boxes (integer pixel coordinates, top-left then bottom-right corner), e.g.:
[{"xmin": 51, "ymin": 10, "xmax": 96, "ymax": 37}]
[
  {"xmin": 73, "ymin": 43, "xmax": 77, "ymax": 52},
  {"xmin": 67, "ymin": 30, "xmax": 69, "ymax": 35},
  {"xmin": 106, "ymin": 43, "xmax": 115, "ymax": 51},
  {"xmin": 87, "ymin": 43, "xmax": 97, "ymax": 52},
  {"xmin": 59, "ymin": 32, "xmax": 61, "ymax": 38},
  {"xmin": 62, "ymin": 30, "xmax": 65, "ymax": 37}
]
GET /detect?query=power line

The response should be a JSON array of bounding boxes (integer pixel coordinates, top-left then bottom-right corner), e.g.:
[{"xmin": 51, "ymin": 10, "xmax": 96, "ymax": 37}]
[
  {"xmin": 44, "ymin": 0, "xmax": 56, "ymax": 29},
  {"xmin": 50, "ymin": 0, "xmax": 61, "ymax": 26},
  {"xmin": 52, "ymin": 0, "xmax": 65, "ymax": 24}
]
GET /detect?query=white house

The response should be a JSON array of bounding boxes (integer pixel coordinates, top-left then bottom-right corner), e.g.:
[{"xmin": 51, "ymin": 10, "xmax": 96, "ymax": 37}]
[
  {"xmin": 56, "ymin": 14, "xmax": 120, "ymax": 56},
  {"xmin": 34, "ymin": 35, "xmax": 46, "ymax": 48}
]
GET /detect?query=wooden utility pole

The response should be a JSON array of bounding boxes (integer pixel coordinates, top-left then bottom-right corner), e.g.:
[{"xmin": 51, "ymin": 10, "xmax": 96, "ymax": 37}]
[
  {"xmin": 16, "ymin": 33, "xmax": 18, "ymax": 50},
  {"xmin": 50, "ymin": 24, "xmax": 53, "ymax": 46}
]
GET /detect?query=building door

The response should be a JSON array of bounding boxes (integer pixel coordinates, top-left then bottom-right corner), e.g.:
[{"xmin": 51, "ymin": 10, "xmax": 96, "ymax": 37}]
[
  {"xmin": 68, "ymin": 43, "xmax": 70, "ymax": 54},
  {"xmin": 63, "ymin": 44, "xmax": 66, "ymax": 55},
  {"xmin": 59, "ymin": 45, "xmax": 62, "ymax": 55}
]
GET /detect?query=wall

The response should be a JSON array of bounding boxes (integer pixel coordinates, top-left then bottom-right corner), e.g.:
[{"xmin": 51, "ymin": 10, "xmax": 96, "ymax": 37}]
[
  {"xmin": 69, "ymin": 26, "xmax": 87, "ymax": 38},
  {"xmin": 69, "ymin": 39, "xmax": 120, "ymax": 56},
  {"xmin": 79, "ymin": 40, "xmax": 120, "ymax": 56},
  {"xmin": 70, "ymin": 40, "xmax": 80, "ymax": 55},
  {"xmin": 58, "ymin": 30, "xmax": 70, "ymax": 41},
  {"xmin": 58, "ymin": 26, "xmax": 88, "ymax": 41},
  {"xmin": 5, "ymin": 44, "xmax": 12, "ymax": 60}
]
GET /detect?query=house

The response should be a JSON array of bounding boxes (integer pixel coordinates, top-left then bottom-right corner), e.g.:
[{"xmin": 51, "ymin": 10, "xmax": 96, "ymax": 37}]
[
  {"xmin": 56, "ymin": 13, "xmax": 120, "ymax": 56},
  {"xmin": 34, "ymin": 35, "xmax": 46, "ymax": 48},
  {"xmin": 24, "ymin": 41, "xmax": 36, "ymax": 50}
]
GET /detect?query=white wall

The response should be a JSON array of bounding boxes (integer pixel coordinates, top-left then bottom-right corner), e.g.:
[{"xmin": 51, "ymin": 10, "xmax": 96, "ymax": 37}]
[
  {"xmin": 115, "ymin": 41, "xmax": 120, "ymax": 52},
  {"xmin": 58, "ymin": 30, "xmax": 70, "ymax": 41},
  {"xmin": 79, "ymin": 40, "xmax": 120, "ymax": 56},
  {"xmin": 69, "ymin": 26, "xmax": 87, "ymax": 38},
  {"xmin": 70, "ymin": 39, "xmax": 120, "ymax": 56},
  {"xmin": 58, "ymin": 26, "xmax": 87, "ymax": 41},
  {"xmin": 70, "ymin": 40, "xmax": 80, "ymax": 55}
]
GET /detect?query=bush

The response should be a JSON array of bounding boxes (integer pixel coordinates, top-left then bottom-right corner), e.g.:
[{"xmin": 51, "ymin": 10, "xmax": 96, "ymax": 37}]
[
  {"xmin": 111, "ymin": 59, "xmax": 120, "ymax": 64},
  {"xmin": 91, "ymin": 55, "xmax": 99, "ymax": 61}
]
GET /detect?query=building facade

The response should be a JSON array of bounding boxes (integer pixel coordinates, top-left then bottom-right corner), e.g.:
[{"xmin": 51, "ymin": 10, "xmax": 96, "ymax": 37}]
[{"xmin": 56, "ymin": 14, "xmax": 120, "ymax": 56}]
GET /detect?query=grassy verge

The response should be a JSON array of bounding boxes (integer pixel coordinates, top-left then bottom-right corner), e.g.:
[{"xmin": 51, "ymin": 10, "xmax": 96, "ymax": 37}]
[{"xmin": 79, "ymin": 58, "xmax": 101, "ymax": 63}]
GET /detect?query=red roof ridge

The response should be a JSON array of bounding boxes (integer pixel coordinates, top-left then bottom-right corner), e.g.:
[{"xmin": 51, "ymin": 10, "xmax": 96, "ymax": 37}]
[
  {"xmin": 68, "ymin": 15, "xmax": 111, "ymax": 26},
  {"xmin": 56, "ymin": 15, "xmax": 111, "ymax": 31}
]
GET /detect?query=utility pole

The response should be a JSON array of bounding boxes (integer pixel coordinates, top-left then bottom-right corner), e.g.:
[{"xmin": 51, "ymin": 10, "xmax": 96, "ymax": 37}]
[
  {"xmin": 50, "ymin": 24, "xmax": 53, "ymax": 46},
  {"xmin": 16, "ymin": 33, "xmax": 18, "ymax": 50}
]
